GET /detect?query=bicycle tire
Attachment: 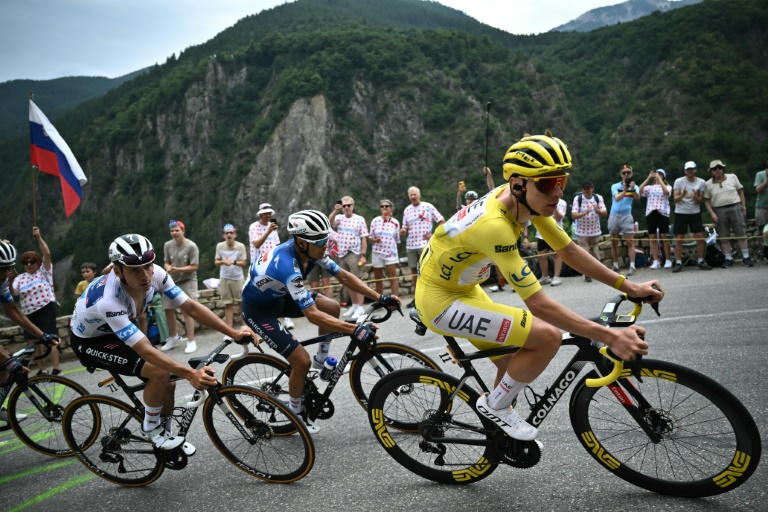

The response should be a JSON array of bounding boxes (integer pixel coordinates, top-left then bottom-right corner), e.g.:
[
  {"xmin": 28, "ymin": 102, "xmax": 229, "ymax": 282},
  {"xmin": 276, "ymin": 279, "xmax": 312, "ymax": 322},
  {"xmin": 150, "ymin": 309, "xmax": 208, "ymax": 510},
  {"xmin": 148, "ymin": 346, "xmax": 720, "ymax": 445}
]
[
  {"xmin": 7, "ymin": 375, "xmax": 89, "ymax": 457},
  {"xmin": 349, "ymin": 342, "xmax": 440, "ymax": 417},
  {"xmin": 203, "ymin": 385, "xmax": 314, "ymax": 483},
  {"xmin": 63, "ymin": 394, "xmax": 164, "ymax": 486},
  {"xmin": 222, "ymin": 353, "xmax": 290, "ymax": 396},
  {"xmin": 570, "ymin": 359, "xmax": 762, "ymax": 497},
  {"xmin": 368, "ymin": 368, "xmax": 497, "ymax": 485}
]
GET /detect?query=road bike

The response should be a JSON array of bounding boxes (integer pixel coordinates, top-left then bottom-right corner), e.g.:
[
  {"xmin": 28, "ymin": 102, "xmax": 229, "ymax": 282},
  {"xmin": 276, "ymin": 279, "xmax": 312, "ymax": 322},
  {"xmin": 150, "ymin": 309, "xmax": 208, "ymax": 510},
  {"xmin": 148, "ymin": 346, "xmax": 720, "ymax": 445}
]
[
  {"xmin": 222, "ymin": 301, "xmax": 440, "ymax": 429},
  {"xmin": 61, "ymin": 337, "xmax": 314, "ymax": 486},
  {"xmin": 367, "ymin": 294, "xmax": 761, "ymax": 497},
  {"xmin": 0, "ymin": 340, "xmax": 88, "ymax": 457}
]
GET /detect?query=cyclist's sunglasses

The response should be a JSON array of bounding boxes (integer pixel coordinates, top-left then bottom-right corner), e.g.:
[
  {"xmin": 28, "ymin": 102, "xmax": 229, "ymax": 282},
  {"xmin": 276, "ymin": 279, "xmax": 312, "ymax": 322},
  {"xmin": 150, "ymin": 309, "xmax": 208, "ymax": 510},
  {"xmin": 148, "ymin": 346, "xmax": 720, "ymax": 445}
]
[
  {"xmin": 122, "ymin": 249, "xmax": 155, "ymax": 266},
  {"xmin": 528, "ymin": 174, "xmax": 569, "ymax": 193},
  {"xmin": 299, "ymin": 236, "xmax": 330, "ymax": 247}
]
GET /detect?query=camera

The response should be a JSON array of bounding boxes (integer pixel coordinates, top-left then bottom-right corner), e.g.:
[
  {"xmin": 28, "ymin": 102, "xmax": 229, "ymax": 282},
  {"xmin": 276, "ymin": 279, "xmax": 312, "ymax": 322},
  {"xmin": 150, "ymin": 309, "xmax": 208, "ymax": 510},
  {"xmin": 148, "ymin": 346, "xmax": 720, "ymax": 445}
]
[
  {"xmin": 624, "ymin": 178, "xmax": 633, "ymax": 187},
  {"xmin": 270, "ymin": 218, "xmax": 277, "ymax": 224}
]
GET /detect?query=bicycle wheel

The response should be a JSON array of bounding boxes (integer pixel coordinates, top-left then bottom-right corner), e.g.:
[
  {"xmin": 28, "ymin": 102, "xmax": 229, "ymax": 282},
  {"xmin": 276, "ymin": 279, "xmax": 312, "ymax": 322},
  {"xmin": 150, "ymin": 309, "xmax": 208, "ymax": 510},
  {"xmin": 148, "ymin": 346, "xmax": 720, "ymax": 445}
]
[
  {"xmin": 63, "ymin": 394, "xmax": 164, "ymax": 486},
  {"xmin": 349, "ymin": 342, "xmax": 440, "ymax": 416},
  {"xmin": 7, "ymin": 375, "xmax": 88, "ymax": 457},
  {"xmin": 221, "ymin": 353, "xmax": 290, "ymax": 398},
  {"xmin": 368, "ymin": 368, "xmax": 497, "ymax": 485},
  {"xmin": 203, "ymin": 385, "xmax": 314, "ymax": 483},
  {"xmin": 570, "ymin": 359, "xmax": 762, "ymax": 497}
]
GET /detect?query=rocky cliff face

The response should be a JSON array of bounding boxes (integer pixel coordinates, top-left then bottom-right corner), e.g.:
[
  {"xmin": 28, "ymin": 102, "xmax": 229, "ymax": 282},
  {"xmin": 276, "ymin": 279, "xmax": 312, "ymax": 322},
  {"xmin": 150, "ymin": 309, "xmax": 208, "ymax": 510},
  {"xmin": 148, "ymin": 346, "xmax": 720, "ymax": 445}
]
[{"xmin": 553, "ymin": 0, "xmax": 704, "ymax": 33}]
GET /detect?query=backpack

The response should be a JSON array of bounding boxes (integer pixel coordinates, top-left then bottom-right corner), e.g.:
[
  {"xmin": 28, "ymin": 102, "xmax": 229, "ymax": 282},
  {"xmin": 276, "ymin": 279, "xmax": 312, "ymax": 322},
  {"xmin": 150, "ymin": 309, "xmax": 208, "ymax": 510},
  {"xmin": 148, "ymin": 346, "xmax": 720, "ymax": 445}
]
[{"xmin": 571, "ymin": 192, "xmax": 602, "ymax": 218}]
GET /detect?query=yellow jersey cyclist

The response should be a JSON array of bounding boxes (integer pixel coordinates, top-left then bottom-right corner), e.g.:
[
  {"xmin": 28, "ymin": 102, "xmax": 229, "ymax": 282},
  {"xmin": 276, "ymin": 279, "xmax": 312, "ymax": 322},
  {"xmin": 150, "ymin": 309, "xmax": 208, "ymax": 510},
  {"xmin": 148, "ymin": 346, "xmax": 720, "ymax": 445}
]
[{"xmin": 415, "ymin": 132, "xmax": 663, "ymax": 441}]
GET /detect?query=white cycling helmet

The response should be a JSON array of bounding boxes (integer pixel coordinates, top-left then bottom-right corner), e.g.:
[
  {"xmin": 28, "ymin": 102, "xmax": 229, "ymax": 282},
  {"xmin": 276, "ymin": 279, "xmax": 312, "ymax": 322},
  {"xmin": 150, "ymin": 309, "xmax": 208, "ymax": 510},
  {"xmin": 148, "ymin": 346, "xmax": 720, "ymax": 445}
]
[
  {"xmin": 108, "ymin": 234, "xmax": 156, "ymax": 266},
  {"xmin": 287, "ymin": 210, "xmax": 331, "ymax": 238},
  {"xmin": 465, "ymin": 190, "xmax": 478, "ymax": 200},
  {"xmin": 0, "ymin": 240, "xmax": 17, "ymax": 266}
]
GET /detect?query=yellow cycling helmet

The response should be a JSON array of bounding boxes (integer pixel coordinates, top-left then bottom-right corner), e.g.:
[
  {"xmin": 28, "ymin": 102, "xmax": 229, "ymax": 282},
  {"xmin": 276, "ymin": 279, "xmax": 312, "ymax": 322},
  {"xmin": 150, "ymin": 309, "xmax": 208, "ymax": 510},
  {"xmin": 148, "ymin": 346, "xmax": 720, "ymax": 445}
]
[{"xmin": 502, "ymin": 133, "xmax": 572, "ymax": 181}]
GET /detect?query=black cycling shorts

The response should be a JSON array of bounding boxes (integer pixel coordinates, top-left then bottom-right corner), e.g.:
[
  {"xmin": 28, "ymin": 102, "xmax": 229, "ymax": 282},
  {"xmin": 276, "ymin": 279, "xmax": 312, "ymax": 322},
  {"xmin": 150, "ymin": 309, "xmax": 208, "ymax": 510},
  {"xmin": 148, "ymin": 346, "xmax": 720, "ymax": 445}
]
[
  {"xmin": 645, "ymin": 210, "xmax": 670, "ymax": 235},
  {"xmin": 241, "ymin": 293, "xmax": 316, "ymax": 358},
  {"xmin": 69, "ymin": 331, "xmax": 146, "ymax": 378}
]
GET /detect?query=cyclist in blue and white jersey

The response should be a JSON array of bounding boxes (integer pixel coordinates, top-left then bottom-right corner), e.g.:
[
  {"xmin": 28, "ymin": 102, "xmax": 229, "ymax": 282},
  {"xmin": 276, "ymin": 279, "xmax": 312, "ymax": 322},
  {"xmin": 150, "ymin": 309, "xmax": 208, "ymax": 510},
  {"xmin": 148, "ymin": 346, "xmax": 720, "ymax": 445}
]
[
  {"xmin": 69, "ymin": 234, "xmax": 255, "ymax": 453},
  {"xmin": 241, "ymin": 210, "xmax": 400, "ymax": 431},
  {"xmin": 0, "ymin": 240, "xmax": 59, "ymax": 423}
]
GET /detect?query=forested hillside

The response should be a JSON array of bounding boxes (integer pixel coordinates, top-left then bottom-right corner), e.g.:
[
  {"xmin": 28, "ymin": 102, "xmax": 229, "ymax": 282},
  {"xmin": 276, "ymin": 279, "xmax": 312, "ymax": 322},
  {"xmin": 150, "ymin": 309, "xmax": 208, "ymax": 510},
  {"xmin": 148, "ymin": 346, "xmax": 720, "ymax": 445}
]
[{"xmin": 1, "ymin": 0, "xmax": 765, "ymax": 312}]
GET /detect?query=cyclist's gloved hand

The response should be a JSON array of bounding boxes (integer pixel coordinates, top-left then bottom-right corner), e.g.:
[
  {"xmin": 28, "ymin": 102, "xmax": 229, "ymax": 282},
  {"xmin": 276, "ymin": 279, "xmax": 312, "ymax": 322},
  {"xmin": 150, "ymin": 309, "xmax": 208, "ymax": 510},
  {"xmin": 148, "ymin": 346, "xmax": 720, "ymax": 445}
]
[
  {"xmin": 41, "ymin": 333, "xmax": 59, "ymax": 345},
  {"xmin": 3, "ymin": 357, "xmax": 23, "ymax": 374},
  {"xmin": 379, "ymin": 294, "xmax": 400, "ymax": 309},
  {"xmin": 352, "ymin": 324, "xmax": 377, "ymax": 344}
]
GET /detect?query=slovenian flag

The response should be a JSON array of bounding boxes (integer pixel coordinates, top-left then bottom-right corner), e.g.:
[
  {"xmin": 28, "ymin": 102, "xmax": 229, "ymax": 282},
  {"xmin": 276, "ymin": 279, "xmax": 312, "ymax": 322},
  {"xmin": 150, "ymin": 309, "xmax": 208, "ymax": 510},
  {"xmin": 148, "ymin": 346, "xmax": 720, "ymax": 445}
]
[{"xmin": 29, "ymin": 99, "xmax": 87, "ymax": 217}]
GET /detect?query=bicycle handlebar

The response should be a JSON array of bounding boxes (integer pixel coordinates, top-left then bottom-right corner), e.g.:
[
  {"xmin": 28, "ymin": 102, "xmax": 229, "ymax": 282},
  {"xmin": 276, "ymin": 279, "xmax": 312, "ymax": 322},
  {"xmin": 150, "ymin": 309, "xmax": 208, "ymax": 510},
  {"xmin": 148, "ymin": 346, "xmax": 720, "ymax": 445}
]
[{"xmin": 12, "ymin": 338, "xmax": 53, "ymax": 361}]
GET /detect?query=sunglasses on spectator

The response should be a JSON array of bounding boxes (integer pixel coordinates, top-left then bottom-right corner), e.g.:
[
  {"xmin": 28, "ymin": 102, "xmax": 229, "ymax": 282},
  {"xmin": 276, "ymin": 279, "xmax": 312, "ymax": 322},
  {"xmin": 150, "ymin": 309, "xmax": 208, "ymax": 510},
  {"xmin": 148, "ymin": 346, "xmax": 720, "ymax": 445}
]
[
  {"xmin": 299, "ymin": 236, "xmax": 330, "ymax": 247},
  {"xmin": 380, "ymin": 204, "xmax": 391, "ymax": 208},
  {"xmin": 224, "ymin": 231, "xmax": 235, "ymax": 235},
  {"xmin": 621, "ymin": 171, "xmax": 632, "ymax": 176},
  {"xmin": 528, "ymin": 174, "xmax": 569, "ymax": 194},
  {"xmin": 121, "ymin": 249, "xmax": 155, "ymax": 266},
  {"xmin": 342, "ymin": 204, "xmax": 353, "ymax": 208},
  {"xmin": 23, "ymin": 260, "xmax": 38, "ymax": 265},
  {"xmin": 712, "ymin": 166, "xmax": 724, "ymax": 170}
]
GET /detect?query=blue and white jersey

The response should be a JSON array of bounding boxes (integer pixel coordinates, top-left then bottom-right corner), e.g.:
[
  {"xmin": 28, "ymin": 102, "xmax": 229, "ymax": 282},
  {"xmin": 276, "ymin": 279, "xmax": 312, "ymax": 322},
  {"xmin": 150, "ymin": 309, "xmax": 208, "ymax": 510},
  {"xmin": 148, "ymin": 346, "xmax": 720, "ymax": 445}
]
[
  {"xmin": 241, "ymin": 240, "xmax": 341, "ymax": 310},
  {"xmin": 69, "ymin": 265, "xmax": 187, "ymax": 347},
  {"xmin": 0, "ymin": 278, "xmax": 13, "ymax": 304}
]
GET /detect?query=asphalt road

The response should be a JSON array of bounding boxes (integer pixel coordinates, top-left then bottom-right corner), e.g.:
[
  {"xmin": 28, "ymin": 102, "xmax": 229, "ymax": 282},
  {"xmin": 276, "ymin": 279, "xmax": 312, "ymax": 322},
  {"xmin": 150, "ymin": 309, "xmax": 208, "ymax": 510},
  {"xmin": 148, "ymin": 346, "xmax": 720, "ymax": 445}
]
[{"xmin": 2, "ymin": 264, "xmax": 767, "ymax": 512}]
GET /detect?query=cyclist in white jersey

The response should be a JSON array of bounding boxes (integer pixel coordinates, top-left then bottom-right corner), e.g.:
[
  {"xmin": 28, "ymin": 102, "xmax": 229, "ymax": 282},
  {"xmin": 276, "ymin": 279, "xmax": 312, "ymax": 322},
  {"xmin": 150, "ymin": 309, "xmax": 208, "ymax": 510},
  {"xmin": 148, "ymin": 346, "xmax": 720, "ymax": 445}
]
[{"xmin": 69, "ymin": 234, "xmax": 254, "ymax": 453}]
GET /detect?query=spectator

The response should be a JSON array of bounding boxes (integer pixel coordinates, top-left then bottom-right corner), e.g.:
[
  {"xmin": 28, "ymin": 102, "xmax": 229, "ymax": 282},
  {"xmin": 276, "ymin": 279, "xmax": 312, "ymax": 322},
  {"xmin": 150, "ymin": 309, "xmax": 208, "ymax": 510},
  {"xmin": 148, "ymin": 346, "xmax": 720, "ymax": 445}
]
[
  {"xmin": 536, "ymin": 198, "xmax": 567, "ymax": 286},
  {"xmin": 639, "ymin": 168, "xmax": 673, "ymax": 269},
  {"xmin": 248, "ymin": 203, "xmax": 280, "ymax": 263},
  {"xmin": 608, "ymin": 165, "xmax": 640, "ymax": 275},
  {"xmin": 249, "ymin": 203, "xmax": 293, "ymax": 329},
  {"xmin": 704, "ymin": 160, "xmax": 753, "ymax": 267},
  {"xmin": 161, "ymin": 220, "xmax": 200, "ymax": 354},
  {"xmin": 400, "ymin": 186, "xmax": 445, "ymax": 307},
  {"xmin": 215, "ymin": 224, "xmax": 247, "ymax": 328},
  {"xmin": 369, "ymin": 199, "xmax": 401, "ymax": 297},
  {"xmin": 571, "ymin": 180, "xmax": 607, "ymax": 282},
  {"xmin": 1, "ymin": 239, "xmax": 60, "ymax": 422},
  {"xmin": 10, "ymin": 227, "xmax": 60, "ymax": 375},
  {"xmin": 329, "ymin": 196, "xmax": 369, "ymax": 321},
  {"xmin": 755, "ymin": 160, "xmax": 768, "ymax": 236},
  {"xmin": 74, "ymin": 262, "xmax": 98, "ymax": 297},
  {"xmin": 671, "ymin": 161, "xmax": 712, "ymax": 272}
]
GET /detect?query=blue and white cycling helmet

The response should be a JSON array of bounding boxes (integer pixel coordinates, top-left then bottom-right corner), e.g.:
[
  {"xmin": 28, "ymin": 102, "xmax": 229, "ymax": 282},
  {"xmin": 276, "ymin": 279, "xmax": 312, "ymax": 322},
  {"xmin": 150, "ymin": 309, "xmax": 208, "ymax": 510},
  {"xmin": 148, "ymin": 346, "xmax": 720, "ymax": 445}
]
[
  {"xmin": 287, "ymin": 210, "xmax": 331, "ymax": 238},
  {"xmin": 108, "ymin": 234, "xmax": 156, "ymax": 266},
  {"xmin": 0, "ymin": 240, "xmax": 17, "ymax": 266}
]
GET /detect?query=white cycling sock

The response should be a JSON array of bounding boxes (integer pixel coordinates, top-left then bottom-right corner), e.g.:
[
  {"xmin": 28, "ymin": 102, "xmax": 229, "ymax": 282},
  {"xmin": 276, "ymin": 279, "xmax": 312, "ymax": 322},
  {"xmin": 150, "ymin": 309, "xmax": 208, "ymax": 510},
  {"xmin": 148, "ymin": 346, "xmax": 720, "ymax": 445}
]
[
  {"xmin": 143, "ymin": 404, "xmax": 163, "ymax": 432},
  {"xmin": 487, "ymin": 372, "xmax": 528, "ymax": 410},
  {"xmin": 289, "ymin": 396, "xmax": 302, "ymax": 415}
]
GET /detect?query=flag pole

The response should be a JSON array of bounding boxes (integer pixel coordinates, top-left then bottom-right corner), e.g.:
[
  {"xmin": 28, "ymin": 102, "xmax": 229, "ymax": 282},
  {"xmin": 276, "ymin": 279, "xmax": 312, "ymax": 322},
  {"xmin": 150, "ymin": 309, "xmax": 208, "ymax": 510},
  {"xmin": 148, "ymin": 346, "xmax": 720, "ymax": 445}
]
[{"xmin": 29, "ymin": 92, "xmax": 38, "ymax": 225}]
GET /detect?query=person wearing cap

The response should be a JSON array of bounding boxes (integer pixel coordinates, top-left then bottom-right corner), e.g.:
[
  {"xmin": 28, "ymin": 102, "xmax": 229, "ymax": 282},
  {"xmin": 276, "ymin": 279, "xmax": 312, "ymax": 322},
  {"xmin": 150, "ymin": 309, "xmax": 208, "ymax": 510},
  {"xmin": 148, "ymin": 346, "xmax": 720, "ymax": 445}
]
[
  {"xmin": 608, "ymin": 165, "xmax": 641, "ymax": 275},
  {"xmin": 329, "ymin": 196, "xmax": 370, "ymax": 321},
  {"xmin": 754, "ymin": 160, "xmax": 768, "ymax": 238},
  {"xmin": 248, "ymin": 204, "xmax": 294, "ymax": 329},
  {"xmin": 571, "ymin": 180, "xmax": 607, "ymax": 281},
  {"xmin": 639, "ymin": 168, "xmax": 673, "ymax": 270},
  {"xmin": 249, "ymin": 203, "xmax": 280, "ymax": 263},
  {"xmin": 672, "ymin": 161, "xmax": 712, "ymax": 272},
  {"xmin": 161, "ymin": 220, "xmax": 201, "ymax": 353},
  {"xmin": 215, "ymin": 224, "xmax": 247, "ymax": 328},
  {"xmin": 703, "ymin": 160, "xmax": 753, "ymax": 267}
]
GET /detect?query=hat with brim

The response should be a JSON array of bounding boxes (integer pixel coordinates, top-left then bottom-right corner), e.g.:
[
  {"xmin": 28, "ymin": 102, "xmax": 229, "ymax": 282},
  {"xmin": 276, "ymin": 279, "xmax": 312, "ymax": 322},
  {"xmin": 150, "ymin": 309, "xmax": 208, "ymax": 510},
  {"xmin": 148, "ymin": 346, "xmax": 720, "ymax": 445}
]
[
  {"xmin": 709, "ymin": 160, "xmax": 726, "ymax": 170},
  {"xmin": 257, "ymin": 203, "xmax": 275, "ymax": 215},
  {"xmin": 684, "ymin": 161, "xmax": 697, "ymax": 170},
  {"xmin": 656, "ymin": 169, "xmax": 666, "ymax": 178}
]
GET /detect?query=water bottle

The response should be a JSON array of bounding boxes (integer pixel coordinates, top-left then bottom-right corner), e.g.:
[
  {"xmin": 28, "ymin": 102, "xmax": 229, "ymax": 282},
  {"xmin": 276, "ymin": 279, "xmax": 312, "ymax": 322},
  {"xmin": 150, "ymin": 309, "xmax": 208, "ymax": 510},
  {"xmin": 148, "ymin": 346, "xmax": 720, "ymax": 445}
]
[{"xmin": 319, "ymin": 357, "xmax": 338, "ymax": 381}]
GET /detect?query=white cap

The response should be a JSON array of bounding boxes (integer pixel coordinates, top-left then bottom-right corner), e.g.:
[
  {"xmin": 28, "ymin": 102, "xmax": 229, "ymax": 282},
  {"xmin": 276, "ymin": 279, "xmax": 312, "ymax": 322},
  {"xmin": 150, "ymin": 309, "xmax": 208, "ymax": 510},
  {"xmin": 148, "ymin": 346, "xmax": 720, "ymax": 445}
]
[
  {"xmin": 257, "ymin": 203, "xmax": 275, "ymax": 216},
  {"xmin": 684, "ymin": 161, "xmax": 697, "ymax": 170}
]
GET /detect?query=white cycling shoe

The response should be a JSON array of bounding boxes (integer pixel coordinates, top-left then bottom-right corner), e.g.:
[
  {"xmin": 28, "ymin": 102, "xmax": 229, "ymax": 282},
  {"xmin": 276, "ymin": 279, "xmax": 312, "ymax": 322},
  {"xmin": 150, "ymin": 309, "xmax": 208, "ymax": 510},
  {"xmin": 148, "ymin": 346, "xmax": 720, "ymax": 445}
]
[
  {"xmin": 475, "ymin": 394, "xmax": 538, "ymax": 441},
  {"xmin": 141, "ymin": 425, "xmax": 185, "ymax": 451}
]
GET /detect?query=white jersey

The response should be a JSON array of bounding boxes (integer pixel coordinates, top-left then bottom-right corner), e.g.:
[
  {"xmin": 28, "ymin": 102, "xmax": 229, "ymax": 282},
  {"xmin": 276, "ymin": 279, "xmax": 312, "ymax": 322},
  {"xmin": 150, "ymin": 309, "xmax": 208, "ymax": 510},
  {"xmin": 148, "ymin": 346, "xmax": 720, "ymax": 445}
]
[{"xmin": 70, "ymin": 265, "xmax": 187, "ymax": 347}]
